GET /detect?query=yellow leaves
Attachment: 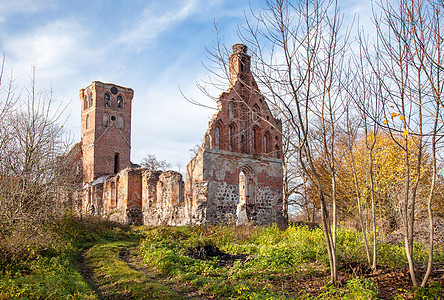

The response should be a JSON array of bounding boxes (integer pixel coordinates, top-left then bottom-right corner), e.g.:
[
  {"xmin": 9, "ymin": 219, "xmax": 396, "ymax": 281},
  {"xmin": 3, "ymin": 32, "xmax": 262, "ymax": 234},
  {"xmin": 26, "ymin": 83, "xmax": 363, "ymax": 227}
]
[
  {"xmin": 399, "ymin": 115, "xmax": 405, "ymax": 121},
  {"xmin": 383, "ymin": 119, "xmax": 388, "ymax": 125},
  {"xmin": 391, "ymin": 112, "xmax": 398, "ymax": 119},
  {"xmin": 403, "ymin": 129, "xmax": 408, "ymax": 136}
]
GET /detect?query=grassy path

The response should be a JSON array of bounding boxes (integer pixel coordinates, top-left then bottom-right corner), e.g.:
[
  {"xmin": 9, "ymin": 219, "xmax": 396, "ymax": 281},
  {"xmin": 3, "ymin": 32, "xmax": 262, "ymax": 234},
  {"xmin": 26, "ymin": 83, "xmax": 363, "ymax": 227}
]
[{"xmin": 81, "ymin": 241, "xmax": 182, "ymax": 299}]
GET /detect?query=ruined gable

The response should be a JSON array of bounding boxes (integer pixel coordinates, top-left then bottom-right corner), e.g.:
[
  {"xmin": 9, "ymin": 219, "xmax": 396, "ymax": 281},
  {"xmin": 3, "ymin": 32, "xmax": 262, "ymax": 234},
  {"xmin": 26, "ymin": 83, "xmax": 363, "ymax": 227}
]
[{"xmin": 186, "ymin": 43, "xmax": 285, "ymax": 226}]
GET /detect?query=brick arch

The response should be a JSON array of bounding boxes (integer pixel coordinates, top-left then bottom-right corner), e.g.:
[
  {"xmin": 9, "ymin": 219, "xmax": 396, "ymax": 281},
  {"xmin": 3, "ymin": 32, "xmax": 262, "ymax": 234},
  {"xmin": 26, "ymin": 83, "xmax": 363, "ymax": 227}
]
[
  {"xmin": 238, "ymin": 164, "xmax": 255, "ymax": 223},
  {"xmin": 263, "ymin": 130, "xmax": 271, "ymax": 154},
  {"xmin": 252, "ymin": 125, "xmax": 261, "ymax": 154},
  {"xmin": 212, "ymin": 119, "xmax": 225, "ymax": 150},
  {"xmin": 228, "ymin": 123, "xmax": 237, "ymax": 152}
]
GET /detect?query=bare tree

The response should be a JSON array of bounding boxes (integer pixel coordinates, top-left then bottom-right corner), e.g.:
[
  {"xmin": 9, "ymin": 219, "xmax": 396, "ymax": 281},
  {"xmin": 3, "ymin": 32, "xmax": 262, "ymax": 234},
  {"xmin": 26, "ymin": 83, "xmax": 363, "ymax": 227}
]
[
  {"xmin": 369, "ymin": 0, "xmax": 444, "ymax": 287},
  {"xmin": 140, "ymin": 154, "xmax": 171, "ymax": 171},
  {"xmin": 0, "ymin": 65, "xmax": 70, "ymax": 257}
]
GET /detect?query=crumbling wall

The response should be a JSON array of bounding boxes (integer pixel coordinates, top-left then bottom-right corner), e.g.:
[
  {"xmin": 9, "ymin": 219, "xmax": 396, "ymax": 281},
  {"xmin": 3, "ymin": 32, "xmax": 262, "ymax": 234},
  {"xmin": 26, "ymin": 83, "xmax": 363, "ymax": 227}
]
[
  {"xmin": 185, "ymin": 147, "xmax": 208, "ymax": 225},
  {"xmin": 202, "ymin": 148, "xmax": 283, "ymax": 225},
  {"xmin": 99, "ymin": 168, "xmax": 143, "ymax": 225},
  {"xmin": 143, "ymin": 170, "xmax": 188, "ymax": 225}
]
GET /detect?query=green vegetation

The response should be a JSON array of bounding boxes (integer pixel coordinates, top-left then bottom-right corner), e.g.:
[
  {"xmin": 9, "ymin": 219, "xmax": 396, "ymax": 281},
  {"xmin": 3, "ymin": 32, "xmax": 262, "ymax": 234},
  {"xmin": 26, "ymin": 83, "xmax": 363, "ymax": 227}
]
[{"xmin": 1, "ymin": 217, "xmax": 443, "ymax": 299}]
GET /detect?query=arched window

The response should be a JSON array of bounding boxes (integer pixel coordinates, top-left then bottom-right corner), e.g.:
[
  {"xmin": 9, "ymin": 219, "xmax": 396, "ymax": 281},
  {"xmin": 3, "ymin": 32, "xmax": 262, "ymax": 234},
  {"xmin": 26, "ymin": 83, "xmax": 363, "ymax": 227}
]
[
  {"xmin": 84, "ymin": 96, "xmax": 88, "ymax": 110},
  {"xmin": 214, "ymin": 126, "xmax": 220, "ymax": 149},
  {"xmin": 264, "ymin": 135, "xmax": 268, "ymax": 153},
  {"xmin": 229, "ymin": 124, "xmax": 235, "ymax": 152},
  {"xmin": 117, "ymin": 95, "xmax": 123, "ymax": 108},
  {"xmin": 86, "ymin": 114, "xmax": 90, "ymax": 129},
  {"xmin": 89, "ymin": 92, "xmax": 93, "ymax": 107},
  {"xmin": 237, "ymin": 170, "xmax": 248, "ymax": 225},
  {"xmin": 104, "ymin": 93, "xmax": 110, "ymax": 107},
  {"xmin": 252, "ymin": 104, "xmax": 260, "ymax": 122},
  {"xmin": 114, "ymin": 153, "xmax": 120, "ymax": 174},
  {"xmin": 253, "ymin": 127, "xmax": 260, "ymax": 154},
  {"xmin": 229, "ymin": 102, "xmax": 235, "ymax": 119}
]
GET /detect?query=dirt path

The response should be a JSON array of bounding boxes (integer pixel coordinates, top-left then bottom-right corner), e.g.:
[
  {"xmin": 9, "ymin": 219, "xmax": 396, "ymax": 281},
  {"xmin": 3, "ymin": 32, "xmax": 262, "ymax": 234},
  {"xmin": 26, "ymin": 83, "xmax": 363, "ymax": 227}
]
[
  {"xmin": 77, "ymin": 247, "xmax": 102, "ymax": 299},
  {"xmin": 77, "ymin": 242, "xmax": 212, "ymax": 299},
  {"xmin": 118, "ymin": 246, "xmax": 211, "ymax": 299}
]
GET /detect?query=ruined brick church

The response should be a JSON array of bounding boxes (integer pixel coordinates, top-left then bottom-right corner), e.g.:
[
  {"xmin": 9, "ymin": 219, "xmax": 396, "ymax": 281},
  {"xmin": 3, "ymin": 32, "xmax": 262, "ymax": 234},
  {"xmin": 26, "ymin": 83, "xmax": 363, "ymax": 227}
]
[{"xmin": 75, "ymin": 44, "xmax": 284, "ymax": 226}]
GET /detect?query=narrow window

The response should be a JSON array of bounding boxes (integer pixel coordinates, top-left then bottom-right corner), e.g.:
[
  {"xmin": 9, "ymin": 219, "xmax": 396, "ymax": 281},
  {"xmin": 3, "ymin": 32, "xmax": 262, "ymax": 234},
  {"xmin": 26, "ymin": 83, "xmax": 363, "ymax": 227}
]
[
  {"xmin": 229, "ymin": 102, "xmax": 234, "ymax": 119},
  {"xmin": 84, "ymin": 97, "xmax": 88, "ymax": 110},
  {"xmin": 240, "ymin": 57, "xmax": 246, "ymax": 72},
  {"xmin": 104, "ymin": 93, "xmax": 110, "ymax": 107},
  {"xmin": 237, "ymin": 171, "xmax": 248, "ymax": 225},
  {"xmin": 114, "ymin": 153, "xmax": 120, "ymax": 174},
  {"xmin": 89, "ymin": 92, "xmax": 93, "ymax": 107},
  {"xmin": 86, "ymin": 114, "xmax": 90, "ymax": 129},
  {"xmin": 253, "ymin": 128, "xmax": 260, "ymax": 153},
  {"xmin": 252, "ymin": 104, "xmax": 260, "ymax": 122},
  {"xmin": 264, "ymin": 135, "xmax": 268, "ymax": 153},
  {"xmin": 117, "ymin": 95, "xmax": 124, "ymax": 108},
  {"xmin": 215, "ymin": 126, "xmax": 220, "ymax": 149},
  {"xmin": 229, "ymin": 125, "xmax": 234, "ymax": 152},
  {"xmin": 111, "ymin": 182, "xmax": 116, "ymax": 207}
]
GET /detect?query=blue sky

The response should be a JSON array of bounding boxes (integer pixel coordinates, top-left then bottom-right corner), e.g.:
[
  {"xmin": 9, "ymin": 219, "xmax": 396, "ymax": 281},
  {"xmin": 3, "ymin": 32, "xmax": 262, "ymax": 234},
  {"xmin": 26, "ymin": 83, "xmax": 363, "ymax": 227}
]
[{"xmin": 0, "ymin": 0, "xmax": 372, "ymax": 171}]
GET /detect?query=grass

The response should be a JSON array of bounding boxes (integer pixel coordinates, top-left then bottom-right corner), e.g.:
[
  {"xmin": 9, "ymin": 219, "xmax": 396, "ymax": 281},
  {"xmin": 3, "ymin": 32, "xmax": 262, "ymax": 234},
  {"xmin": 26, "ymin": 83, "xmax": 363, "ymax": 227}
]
[
  {"xmin": 1, "ymin": 217, "xmax": 443, "ymax": 299},
  {"xmin": 83, "ymin": 241, "xmax": 181, "ymax": 299}
]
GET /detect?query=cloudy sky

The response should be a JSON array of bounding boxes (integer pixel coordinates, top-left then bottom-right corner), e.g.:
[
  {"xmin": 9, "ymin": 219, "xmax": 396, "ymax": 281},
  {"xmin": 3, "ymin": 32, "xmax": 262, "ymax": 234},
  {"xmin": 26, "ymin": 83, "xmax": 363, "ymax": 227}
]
[{"xmin": 0, "ymin": 0, "xmax": 371, "ymax": 171}]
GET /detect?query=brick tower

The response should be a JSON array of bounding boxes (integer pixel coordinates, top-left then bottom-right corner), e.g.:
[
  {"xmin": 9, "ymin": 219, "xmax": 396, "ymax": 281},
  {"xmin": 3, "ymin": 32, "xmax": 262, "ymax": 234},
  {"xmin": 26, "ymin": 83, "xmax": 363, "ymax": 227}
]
[{"xmin": 80, "ymin": 81, "xmax": 134, "ymax": 183}]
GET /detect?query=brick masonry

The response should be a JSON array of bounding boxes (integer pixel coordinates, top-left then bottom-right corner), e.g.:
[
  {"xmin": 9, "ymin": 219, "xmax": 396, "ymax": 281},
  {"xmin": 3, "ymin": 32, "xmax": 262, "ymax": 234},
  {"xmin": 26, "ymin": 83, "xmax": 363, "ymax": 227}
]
[{"xmin": 77, "ymin": 43, "xmax": 286, "ymax": 226}]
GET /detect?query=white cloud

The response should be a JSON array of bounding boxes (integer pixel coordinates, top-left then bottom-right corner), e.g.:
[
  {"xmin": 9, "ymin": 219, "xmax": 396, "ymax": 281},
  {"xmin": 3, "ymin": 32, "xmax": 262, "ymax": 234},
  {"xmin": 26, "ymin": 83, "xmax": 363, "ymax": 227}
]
[
  {"xmin": 4, "ymin": 18, "xmax": 97, "ymax": 82},
  {"xmin": 116, "ymin": 0, "xmax": 199, "ymax": 48},
  {"xmin": 0, "ymin": 0, "xmax": 56, "ymax": 23}
]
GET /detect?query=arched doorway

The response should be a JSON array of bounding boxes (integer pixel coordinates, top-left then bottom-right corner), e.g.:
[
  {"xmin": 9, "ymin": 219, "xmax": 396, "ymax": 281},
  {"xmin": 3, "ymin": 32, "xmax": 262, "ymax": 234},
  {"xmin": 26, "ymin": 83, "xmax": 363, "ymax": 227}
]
[{"xmin": 237, "ymin": 167, "xmax": 254, "ymax": 225}]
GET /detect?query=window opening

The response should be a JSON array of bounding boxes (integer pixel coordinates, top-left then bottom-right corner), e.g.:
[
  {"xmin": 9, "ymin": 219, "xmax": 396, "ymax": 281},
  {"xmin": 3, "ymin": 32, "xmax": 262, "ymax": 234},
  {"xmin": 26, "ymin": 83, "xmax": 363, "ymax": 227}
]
[
  {"xmin": 264, "ymin": 135, "xmax": 268, "ymax": 153},
  {"xmin": 117, "ymin": 95, "xmax": 123, "ymax": 108},
  {"xmin": 114, "ymin": 153, "xmax": 120, "ymax": 174},
  {"xmin": 215, "ymin": 126, "xmax": 220, "ymax": 149},
  {"xmin": 229, "ymin": 125, "xmax": 234, "ymax": 152},
  {"xmin": 229, "ymin": 102, "xmax": 234, "ymax": 119},
  {"xmin": 104, "ymin": 93, "xmax": 111, "ymax": 107},
  {"xmin": 237, "ymin": 171, "xmax": 248, "ymax": 225}
]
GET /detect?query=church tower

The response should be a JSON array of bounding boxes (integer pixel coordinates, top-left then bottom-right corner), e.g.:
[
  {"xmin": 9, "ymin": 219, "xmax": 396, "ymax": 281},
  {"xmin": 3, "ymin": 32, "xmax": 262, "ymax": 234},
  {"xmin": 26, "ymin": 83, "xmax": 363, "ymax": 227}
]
[{"xmin": 80, "ymin": 81, "xmax": 134, "ymax": 183}]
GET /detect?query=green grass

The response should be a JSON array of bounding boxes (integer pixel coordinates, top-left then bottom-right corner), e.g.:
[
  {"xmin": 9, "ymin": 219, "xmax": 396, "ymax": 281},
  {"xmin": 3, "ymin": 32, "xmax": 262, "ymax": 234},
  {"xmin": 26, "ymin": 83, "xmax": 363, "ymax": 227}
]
[
  {"xmin": 83, "ymin": 241, "xmax": 181, "ymax": 299},
  {"xmin": 138, "ymin": 225, "xmax": 391, "ymax": 299},
  {"xmin": 1, "ymin": 218, "xmax": 443, "ymax": 299}
]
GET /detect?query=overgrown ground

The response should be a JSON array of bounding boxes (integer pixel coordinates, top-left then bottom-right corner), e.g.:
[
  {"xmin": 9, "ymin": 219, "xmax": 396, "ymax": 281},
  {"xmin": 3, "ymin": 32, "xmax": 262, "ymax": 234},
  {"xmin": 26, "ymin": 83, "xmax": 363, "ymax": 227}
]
[{"xmin": 0, "ymin": 217, "xmax": 443, "ymax": 299}]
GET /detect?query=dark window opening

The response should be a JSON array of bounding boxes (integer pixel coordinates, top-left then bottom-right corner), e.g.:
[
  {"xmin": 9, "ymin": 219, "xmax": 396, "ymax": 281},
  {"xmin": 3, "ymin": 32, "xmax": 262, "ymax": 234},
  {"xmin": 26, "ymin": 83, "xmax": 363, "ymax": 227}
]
[
  {"xmin": 89, "ymin": 92, "xmax": 93, "ymax": 106},
  {"xmin": 114, "ymin": 153, "xmax": 120, "ymax": 174},
  {"xmin": 104, "ymin": 93, "xmax": 111, "ymax": 107},
  {"xmin": 111, "ymin": 115, "xmax": 116, "ymax": 121},
  {"xmin": 117, "ymin": 95, "xmax": 124, "ymax": 108}
]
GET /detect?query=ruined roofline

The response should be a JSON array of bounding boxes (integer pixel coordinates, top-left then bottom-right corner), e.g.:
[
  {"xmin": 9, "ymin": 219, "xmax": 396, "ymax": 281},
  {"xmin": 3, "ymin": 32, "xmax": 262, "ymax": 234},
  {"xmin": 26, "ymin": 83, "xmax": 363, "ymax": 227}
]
[{"xmin": 79, "ymin": 81, "xmax": 134, "ymax": 94}]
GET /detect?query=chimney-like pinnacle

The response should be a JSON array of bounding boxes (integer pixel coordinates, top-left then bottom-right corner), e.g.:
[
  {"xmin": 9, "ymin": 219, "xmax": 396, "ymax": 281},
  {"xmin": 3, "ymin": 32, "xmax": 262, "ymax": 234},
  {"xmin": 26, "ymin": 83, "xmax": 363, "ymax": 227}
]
[{"xmin": 232, "ymin": 43, "xmax": 247, "ymax": 54}]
